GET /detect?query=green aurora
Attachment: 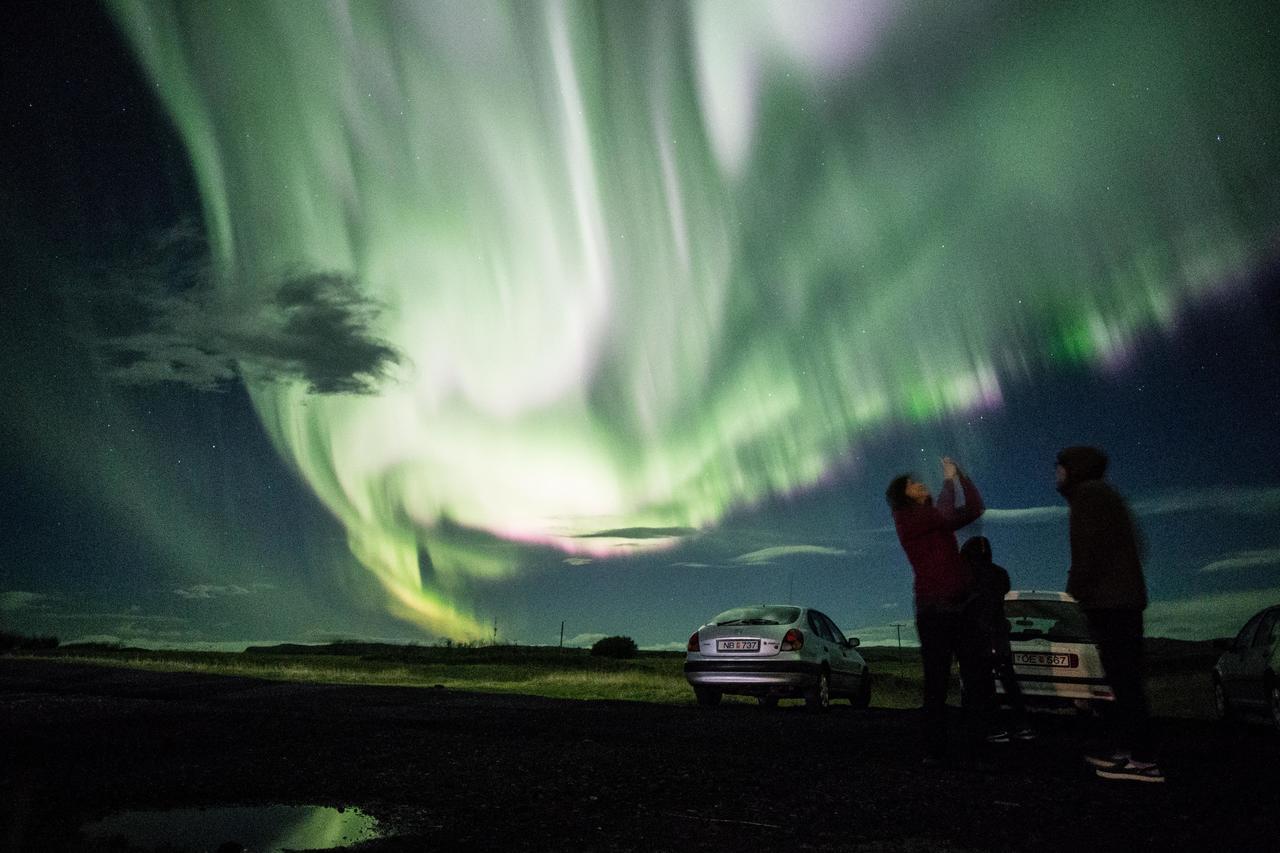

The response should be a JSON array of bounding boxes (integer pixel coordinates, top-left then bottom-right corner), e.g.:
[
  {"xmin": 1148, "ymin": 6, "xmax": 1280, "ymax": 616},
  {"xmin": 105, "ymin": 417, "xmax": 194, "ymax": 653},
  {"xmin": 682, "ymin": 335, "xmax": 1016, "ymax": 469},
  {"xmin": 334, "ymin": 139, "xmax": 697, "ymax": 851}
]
[{"xmin": 108, "ymin": 0, "xmax": 1280, "ymax": 638}]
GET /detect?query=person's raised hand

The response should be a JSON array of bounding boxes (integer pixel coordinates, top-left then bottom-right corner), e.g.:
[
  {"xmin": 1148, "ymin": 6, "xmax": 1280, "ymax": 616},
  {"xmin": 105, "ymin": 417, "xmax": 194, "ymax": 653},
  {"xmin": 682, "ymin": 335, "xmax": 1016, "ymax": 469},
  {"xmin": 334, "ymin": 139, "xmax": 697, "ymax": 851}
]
[{"xmin": 941, "ymin": 457, "xmax": 960, "ymax": 480}]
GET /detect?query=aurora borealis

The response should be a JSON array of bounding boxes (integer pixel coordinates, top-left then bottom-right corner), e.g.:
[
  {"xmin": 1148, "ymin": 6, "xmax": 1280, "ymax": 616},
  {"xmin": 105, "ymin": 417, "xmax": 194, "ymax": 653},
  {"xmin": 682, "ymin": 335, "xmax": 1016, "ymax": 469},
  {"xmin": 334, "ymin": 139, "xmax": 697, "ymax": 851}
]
[{"xmin": 3, "ymin": 1, "xmax": 1279, "ymax": 647}]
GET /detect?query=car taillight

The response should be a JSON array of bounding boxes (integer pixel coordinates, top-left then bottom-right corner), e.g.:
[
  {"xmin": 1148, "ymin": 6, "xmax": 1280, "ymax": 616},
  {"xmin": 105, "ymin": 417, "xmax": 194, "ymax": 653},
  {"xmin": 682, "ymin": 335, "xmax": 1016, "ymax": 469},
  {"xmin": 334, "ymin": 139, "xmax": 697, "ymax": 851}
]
[
  {"xmin": 781, "ymin": 628, "xmax": 804, "ymax": 651},
  {"xmin": 687, "ymin": 631, "xmax": 700, "ymax": 652}
]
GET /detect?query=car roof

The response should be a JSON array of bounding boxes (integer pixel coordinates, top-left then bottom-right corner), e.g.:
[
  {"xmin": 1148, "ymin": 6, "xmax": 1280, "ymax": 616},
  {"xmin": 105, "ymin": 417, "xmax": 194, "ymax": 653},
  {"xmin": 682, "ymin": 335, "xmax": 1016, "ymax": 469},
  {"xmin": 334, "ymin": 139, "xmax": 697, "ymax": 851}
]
[{"xmin": 1005, "ymin": 590, "xmax": 1079, "ymax": 602}]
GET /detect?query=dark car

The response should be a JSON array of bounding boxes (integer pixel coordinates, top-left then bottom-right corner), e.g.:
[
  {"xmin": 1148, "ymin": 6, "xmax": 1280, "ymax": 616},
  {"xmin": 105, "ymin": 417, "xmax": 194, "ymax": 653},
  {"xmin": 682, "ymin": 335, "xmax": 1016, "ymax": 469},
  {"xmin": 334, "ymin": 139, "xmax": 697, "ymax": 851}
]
[{"xmin": 1212, "ymin": 604, "xmax": 1280, "ymax": 732}]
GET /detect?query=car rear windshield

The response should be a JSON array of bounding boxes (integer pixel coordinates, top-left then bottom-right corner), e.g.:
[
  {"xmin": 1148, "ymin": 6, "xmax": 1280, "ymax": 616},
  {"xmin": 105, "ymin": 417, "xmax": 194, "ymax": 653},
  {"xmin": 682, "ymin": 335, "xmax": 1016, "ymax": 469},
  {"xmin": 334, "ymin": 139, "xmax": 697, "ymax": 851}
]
[
  {"xmin": 1005, "ymin": 600, "xmax": 1092, "ymax": 643},
  {"xmin": 711, "ymin": 606, "xmax": 800, "ymax": 626}
]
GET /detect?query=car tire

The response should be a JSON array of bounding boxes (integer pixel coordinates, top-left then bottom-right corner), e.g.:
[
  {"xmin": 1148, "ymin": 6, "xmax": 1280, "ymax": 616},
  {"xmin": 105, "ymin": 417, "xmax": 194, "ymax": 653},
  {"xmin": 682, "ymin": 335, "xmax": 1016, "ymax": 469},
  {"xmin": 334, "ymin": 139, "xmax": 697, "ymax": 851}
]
[
  {"xmin": 1212, "ymin": 674, "xmax": 1232, "ymax": 722},
  {"xmin": 805, "ymin": 669, "xmax": 831, "ymax": 711},
  {"xmin": 1268, "ymin": 677, "xmax": 1280, "ymax": 734},
  {"xmin": 849, "ymin": 670, "xmax": 872, "ymax": 709},
  {"xmin": 694, "ymin": 687, "xmax": 722, "ymax": 707}
]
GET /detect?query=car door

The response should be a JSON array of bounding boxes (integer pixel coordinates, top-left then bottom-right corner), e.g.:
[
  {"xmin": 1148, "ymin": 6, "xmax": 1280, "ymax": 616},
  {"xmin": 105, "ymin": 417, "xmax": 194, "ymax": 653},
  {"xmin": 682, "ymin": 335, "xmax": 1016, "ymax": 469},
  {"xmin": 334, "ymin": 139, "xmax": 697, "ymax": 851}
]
[
  {"xmin": 1223, "ymin": 611, "xmax": 1266, "ymax": 706},
  {"xmin": 814, "ymin": 611, "xmax": 859, "ymax": 692},
  {"xmin": 806, "ymin": 610, "xmax": 839, "ymax": 684},
  {"xmin": 1240, "ymin": 609, "xmax": 1280, "ymax": 708}
]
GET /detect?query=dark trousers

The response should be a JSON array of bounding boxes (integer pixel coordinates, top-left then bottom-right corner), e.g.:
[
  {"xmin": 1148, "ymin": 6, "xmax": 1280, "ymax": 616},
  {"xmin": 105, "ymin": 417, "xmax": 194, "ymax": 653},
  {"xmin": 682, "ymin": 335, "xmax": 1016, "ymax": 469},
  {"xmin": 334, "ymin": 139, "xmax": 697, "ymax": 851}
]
[
  {"xmin": 990, "ymin": 640, "xmax": 1029, "ymax": 727},
  {"xmin": 916, "ymin": 603, "xmax": 992, "ymax": 758},
  {"xmin": 1085, "ymin": 608, "xmax": 1154, "ymax": 762}
]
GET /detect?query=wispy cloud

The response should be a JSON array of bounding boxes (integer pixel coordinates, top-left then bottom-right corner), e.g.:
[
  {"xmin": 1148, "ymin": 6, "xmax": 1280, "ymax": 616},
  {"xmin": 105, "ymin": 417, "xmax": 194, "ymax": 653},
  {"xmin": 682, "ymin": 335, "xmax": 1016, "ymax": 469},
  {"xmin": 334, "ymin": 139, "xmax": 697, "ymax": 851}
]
[
  {"xmin": 1200, "ymin": 548, "xmax": 1280, "ymax": 573},
  {"xmin": 983, "ymin": 506, "xmax": 1067, "ymax": 523},
  {"xmin": 565, "ymin": 633, "xmax": 607, "ymax": 648},
  {"xmin": 1132, "ymin": 487, "xmax": 1280, "ymax": 518},
  {"xmin": 1145, "ymin": 586, "xmax": 1280, "ymax": 640},
  {"xmin": 731, "ymin": 545, "xmax": 848, "ymax": 566},
  {"xmin": 0, "ymin": 591, "xmax": 57, "ymax": 612},
  {"xmin": 173, "ymin": 584, "xmax": 252, "ymax": 600},
  {"xmin": 984, "ymin": 486, "xmax": 1280, "ymax": 525},
  {"xmin": 44, "ymin": 611, "xmax": 188, "ymax": 623},
  {"xmin": 641, "ymin": 641, "xmax": 689, "ymax": 652}
]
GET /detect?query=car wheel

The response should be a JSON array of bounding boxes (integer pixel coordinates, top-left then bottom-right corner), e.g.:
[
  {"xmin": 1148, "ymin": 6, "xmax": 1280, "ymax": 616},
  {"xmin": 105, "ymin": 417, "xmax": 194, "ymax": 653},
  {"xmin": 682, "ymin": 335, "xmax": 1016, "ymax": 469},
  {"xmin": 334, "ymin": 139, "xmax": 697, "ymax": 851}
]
[
  {"xmin": 1212, "ymin": 674, "xmax": 1232, "ymax": 721},
  {"xmin": 694, "ymin": 687, "xmax": 721, "ymax": 707},
  {"xmin": 805, "ymin": 670, "xmax": 831, "ymax": 711},
  {"xmin": 849, "ymin": 670, "xmax": 872, "ymax": 709},
  {"xmin": 757, "ymin": 695, "xmax": 779, "ymax": 709}
]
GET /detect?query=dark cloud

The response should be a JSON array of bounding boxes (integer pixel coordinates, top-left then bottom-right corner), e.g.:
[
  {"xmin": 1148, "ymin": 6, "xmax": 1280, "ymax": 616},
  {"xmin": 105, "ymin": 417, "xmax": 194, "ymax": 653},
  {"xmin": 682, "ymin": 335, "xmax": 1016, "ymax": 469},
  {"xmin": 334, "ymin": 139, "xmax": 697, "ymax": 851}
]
[
  {"xmin": 73, "ymin": 225, "xmax": 402, "ymax": 395},
  {"xmin": 576, "ymin": 527, "xmax": 698, "ymax": 539}
]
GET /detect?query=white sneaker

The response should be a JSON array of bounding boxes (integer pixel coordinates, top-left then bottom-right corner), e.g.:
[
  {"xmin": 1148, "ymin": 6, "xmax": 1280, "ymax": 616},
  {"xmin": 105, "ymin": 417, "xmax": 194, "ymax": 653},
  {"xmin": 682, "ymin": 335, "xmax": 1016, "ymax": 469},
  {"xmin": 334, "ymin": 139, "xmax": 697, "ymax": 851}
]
[
  {"xmin": 1096, "ymin": 760, "xmax": 1165, "ymax": 783},
  {"xmin": 1083, "ymin": 750, "xmax": 1130, "ymax": 768}
]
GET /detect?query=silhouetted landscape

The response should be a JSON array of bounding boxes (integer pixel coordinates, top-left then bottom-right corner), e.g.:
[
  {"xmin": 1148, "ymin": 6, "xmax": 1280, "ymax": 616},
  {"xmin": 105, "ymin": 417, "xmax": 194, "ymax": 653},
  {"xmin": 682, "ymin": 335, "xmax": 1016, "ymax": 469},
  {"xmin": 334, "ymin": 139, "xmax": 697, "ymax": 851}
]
[{"xmin": 2, "ymin": 640, "xmax": 1275, "ymax": 851}]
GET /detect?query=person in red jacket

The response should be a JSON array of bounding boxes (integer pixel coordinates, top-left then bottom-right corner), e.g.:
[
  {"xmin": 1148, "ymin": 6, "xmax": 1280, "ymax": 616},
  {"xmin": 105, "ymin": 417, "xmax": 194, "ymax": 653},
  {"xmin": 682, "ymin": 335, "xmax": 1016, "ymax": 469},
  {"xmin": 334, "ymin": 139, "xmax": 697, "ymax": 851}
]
[{"xmin": 886, "ymin": 457, "xmax": 989, "ymax": 763}]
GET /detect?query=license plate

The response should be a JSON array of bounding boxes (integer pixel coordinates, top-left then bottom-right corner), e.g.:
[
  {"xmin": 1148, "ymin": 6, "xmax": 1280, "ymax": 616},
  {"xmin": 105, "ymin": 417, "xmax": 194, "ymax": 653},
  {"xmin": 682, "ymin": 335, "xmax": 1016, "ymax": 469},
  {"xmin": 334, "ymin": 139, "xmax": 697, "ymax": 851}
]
[
  {"xmin": 717, "ymin": 639, "xmax": 760, "ymax": 652},
  {"xmin": 1015, "ymin": 652, "xmax": 1079, "ymax": 668}
]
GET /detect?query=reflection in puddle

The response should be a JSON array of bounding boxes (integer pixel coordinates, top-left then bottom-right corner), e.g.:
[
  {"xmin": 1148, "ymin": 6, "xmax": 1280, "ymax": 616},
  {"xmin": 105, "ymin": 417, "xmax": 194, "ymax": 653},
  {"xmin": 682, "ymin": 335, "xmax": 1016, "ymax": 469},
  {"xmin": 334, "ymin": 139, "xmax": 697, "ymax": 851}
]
[{"xmin": 79, "ymin": 804, "xmax": 383, "ymax": 852}]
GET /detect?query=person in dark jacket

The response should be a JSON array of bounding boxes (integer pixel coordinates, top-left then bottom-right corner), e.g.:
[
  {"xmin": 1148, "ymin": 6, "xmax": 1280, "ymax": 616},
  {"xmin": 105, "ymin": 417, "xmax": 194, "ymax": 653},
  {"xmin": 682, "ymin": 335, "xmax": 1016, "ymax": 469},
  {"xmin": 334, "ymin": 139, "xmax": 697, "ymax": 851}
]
[
  {"xmin": 1055, "ymin": 445, "xmax": 1162, "ymax": 783},
  {"xmin": 887, "ymin": 456, "xmax": 989, "ymax": 763},
  {"xmin": 961, "ymin": 535, "xmax": 1034, "ymax": 742}
]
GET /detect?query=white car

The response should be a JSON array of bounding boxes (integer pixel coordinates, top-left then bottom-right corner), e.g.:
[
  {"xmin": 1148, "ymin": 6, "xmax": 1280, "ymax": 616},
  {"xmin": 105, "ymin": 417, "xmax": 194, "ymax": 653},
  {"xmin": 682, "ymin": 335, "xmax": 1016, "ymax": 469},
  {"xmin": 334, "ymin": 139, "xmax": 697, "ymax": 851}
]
[
  {"xmin": 684, "ymin": 605, "xmax": 870, "ymax": 710},
  {"xmin": 999, "ymin": 591, "xmax": 1114, "ymax": 708}
]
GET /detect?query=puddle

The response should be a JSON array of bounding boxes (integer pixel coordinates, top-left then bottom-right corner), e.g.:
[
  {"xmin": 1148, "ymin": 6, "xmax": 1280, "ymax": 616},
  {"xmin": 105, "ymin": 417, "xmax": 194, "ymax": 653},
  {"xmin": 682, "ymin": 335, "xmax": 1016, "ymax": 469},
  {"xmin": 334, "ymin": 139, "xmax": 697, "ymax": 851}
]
[{"xmin": 79, "ymin": 804, "xmax": 383, "ymax": 852}]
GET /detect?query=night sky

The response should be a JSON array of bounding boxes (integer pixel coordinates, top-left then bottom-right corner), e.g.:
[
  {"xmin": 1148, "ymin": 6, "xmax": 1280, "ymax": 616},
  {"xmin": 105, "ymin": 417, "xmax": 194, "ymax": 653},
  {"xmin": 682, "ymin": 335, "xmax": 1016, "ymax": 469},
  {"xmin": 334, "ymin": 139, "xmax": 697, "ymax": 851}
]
[{"xmin": 3, "ymin": 0, "xmax": 1279, "ymax": 651}]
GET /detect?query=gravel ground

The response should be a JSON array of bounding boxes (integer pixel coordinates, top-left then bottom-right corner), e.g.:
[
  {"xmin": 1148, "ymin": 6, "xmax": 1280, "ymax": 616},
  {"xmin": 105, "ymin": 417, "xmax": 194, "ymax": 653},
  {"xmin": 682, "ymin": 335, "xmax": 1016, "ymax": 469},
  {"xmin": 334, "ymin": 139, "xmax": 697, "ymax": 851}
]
[{"xmin": 1, "ymin": 659, "xmax": 1276, "ymax": 852}]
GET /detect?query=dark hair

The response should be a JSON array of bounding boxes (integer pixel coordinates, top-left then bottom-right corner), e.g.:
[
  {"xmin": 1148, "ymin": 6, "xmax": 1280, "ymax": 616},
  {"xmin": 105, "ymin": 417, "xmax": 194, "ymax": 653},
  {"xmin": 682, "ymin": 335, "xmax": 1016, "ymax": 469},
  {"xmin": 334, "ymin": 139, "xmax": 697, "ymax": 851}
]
[
  {"xmin": 885, "ymin": 473, "xmax": 916, "ymax": 510},
  {"xmin": 960, "ymin": 535, "xmax": 992, "ymax": 564},
  {"xmin": 1056, "ymin": 446, "xmax": 1108, "ymax": 483}
]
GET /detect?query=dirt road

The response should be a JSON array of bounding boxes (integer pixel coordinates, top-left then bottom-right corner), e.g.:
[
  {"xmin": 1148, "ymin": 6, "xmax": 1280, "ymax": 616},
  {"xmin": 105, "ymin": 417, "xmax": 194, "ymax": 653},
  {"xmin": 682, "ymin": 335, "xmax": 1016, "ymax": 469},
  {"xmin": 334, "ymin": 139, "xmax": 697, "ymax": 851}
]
[{"xmin": 1, "ymin": 659, "xmax": 1275, "ymax": 851}]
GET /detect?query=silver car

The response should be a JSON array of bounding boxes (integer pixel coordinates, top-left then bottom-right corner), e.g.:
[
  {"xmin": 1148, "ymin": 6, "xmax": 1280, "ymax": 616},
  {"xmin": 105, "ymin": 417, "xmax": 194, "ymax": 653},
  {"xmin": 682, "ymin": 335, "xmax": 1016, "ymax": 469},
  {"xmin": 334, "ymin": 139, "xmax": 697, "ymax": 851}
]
[
  {"xmin": 683, "ymin": 604, "xmax": 870, "ymax": 710},
  {"xmin": 1212, "ymin": 603, "xmax": 1280, "ymax": 732}
]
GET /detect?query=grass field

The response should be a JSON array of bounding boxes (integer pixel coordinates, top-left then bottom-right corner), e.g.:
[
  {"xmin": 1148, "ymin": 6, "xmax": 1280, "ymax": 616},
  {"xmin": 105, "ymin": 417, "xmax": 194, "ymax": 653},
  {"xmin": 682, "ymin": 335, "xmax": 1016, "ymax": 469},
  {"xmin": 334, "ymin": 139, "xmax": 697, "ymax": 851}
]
[{"xmin": 9, "ymin": 639, "xmax": 1223, "ymax": 717}]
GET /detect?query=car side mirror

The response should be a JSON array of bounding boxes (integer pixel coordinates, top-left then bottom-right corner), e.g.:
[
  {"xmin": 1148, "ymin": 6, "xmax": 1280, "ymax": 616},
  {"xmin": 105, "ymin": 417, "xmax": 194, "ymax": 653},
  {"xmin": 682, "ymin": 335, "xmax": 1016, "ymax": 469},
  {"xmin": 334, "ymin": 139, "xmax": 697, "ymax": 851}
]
[{"xmin": 845, "ymin": 637, "xmax": 860, "ymax": 648}]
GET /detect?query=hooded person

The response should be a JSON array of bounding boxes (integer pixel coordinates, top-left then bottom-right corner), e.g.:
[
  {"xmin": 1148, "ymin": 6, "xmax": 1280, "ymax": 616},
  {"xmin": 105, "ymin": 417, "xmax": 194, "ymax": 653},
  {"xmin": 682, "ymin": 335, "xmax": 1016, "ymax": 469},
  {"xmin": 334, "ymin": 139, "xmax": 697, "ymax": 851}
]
[
  {"xmin": 961, "ymin": 536, "xmax": 1033, "ymax": 741},
  {"xmin": 1055, "ymin": 446, "xmax": 1161, "ymax": 782},
  {"xmin": 1057, "ymin": 446, "xmax": 1147, "ymax": 611}
]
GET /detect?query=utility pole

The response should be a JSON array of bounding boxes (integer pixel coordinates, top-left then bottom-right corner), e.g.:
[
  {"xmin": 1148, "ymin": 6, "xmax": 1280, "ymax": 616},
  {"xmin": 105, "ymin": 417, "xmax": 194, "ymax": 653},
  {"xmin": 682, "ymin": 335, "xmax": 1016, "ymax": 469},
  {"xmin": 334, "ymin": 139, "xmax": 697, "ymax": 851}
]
[
  {"xmin": 559, "ymin": 621, "xmax": 564, "ymax": 648},
  {"xmin": 890, "ymin": 622, "xmax": 906, "ymax": 677},
  {"xmin": 787, "ymin": 572, "xmax": 795, "ymax": 604},
  {"xmin": 492, "ymin": 617, "xmax": 498, "ymax": 646}
]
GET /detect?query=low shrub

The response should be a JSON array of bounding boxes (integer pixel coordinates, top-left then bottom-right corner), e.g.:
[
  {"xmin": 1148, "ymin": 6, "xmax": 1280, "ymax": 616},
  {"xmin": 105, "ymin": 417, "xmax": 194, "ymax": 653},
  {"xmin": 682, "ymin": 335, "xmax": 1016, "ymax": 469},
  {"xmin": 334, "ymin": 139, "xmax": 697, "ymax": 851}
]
[
  {"xmin": 590, "ymin": 635, "xmax": 638, "ymax": 659},
  {"xmin": 0, "ymin": 631, "xmax": 59, "ymax": 652}
]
